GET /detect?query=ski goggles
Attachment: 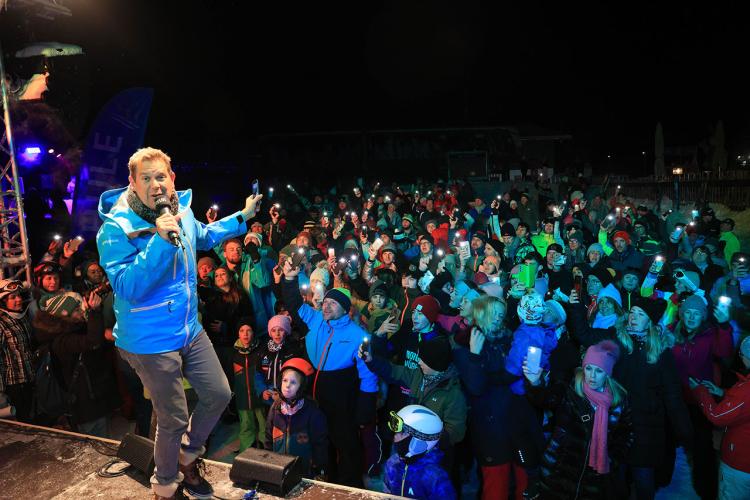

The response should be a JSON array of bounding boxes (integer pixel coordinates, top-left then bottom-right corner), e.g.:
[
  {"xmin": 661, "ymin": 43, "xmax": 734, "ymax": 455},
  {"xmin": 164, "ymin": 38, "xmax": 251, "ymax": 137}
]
[
  {"xmin": 0, "ymin": 280, "xmax": 23, "ymax": 296},
  {"xmin": 387, "ymin": 411, "xmax": 441, "ymax": 441},
  {"xmin": 0, "ymin": 280, "xmax": 22, "ymax": 292}
]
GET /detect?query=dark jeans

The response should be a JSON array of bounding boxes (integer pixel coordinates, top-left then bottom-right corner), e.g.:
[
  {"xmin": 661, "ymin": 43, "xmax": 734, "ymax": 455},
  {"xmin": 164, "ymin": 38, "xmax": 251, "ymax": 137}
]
[
  {"xmin": 688, "ymin": 405, "xmax": 719, "ymax": 500},
  {"xmin": 620, "ymin": 465, "xmax": 655, "ymax": 500},
  {"xmin": 5, "ymin": 382, "xmax": 33, "ymax": 423}
]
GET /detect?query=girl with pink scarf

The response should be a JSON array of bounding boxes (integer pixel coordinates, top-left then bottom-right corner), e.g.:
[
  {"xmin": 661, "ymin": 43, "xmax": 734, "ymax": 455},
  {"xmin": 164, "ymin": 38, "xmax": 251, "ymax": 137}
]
[{"xmin": 523, "ymin": 341, "xmax": 634, "ymax": 499}]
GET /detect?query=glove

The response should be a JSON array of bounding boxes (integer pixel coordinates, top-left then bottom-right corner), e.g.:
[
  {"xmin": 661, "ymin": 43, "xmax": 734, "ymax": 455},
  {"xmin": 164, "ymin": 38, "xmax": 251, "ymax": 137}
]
[
  {"xmin": 246, "ymin": 243, "xmax": 261, "ymax": 263},
  {"xmin": 553, "ymin": 288, "xmax": 570, "ymax": 303},
  {"xmin": 355, "ymin": 391, "xmax": 377, "ymax": 425}
]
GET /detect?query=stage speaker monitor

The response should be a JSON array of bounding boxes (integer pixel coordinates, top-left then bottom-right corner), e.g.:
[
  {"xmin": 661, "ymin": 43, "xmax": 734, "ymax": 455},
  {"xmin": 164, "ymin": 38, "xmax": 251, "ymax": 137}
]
[
  {"xmin": 230, "ymin": 448, "xmax": 303, "ymax": 496},
  {"xmin": 117, "ymin": 433, "xmax": 155, "ymax": 477}
]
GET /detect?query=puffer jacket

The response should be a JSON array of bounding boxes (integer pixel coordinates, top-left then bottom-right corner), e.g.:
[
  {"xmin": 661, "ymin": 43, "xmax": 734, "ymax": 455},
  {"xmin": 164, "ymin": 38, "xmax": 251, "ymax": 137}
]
[
  {"xmin": 526, "ymin": 383, "xmax": 634, "ymax": 500},
  {"xmin": 383, "ymin": 448, "xmax": 456, "ymax": 499},
  {"xmin": 505, "ymin": 323, "xmax": 558, "ymax": 395},
  {"xmin": 96, "ymin": 187, "xmax": 247, "ymax": 354}
]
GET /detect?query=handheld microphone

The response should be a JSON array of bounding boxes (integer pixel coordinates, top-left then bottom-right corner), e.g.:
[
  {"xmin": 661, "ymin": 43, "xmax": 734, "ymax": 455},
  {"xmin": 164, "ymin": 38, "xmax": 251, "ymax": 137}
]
[{"xmin": 154, "ymin": 196, "xmax": 182, "ymax": 247}]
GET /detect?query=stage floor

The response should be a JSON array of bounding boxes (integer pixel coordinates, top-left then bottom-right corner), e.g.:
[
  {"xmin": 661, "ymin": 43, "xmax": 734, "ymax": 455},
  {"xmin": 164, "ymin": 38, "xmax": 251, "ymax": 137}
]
[{"xmin": 0, "ymin": 420, "xmax": 402, "ymax": 499}]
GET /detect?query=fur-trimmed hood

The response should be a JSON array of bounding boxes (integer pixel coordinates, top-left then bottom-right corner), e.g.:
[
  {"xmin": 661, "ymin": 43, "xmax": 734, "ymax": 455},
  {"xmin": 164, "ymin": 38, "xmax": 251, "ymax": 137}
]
[{"xmin": 32, "ymin": 308, "xmax": 86, "ymax": 343}]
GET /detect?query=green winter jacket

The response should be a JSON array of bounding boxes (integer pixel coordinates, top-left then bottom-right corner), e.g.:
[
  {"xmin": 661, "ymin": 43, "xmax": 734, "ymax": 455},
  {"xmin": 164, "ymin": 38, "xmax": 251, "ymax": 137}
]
[{"xmin": 366, "ymin": 356, "xmax": 467, "ymax": 444}]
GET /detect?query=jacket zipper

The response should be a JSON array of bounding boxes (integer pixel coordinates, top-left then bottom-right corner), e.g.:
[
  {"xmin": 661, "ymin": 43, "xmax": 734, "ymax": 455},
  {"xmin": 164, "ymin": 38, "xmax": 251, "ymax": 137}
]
[
  {"xmin": 245, "ymin": 356, "xmax": 252, "ymax": 410},
  {"xmin": 575, "ymin": 436, "xmax": 591, "ymax": 499},
  {"xmin": 285, "ymin": 415, "xmax": 291, "ymax": 454},
  {"xmin": 182, "ymin": 235, "xmax": 194, "ymax": 347},
  {"xmin": 130, "ymin": 300, "xmax": 173, "ymax": 313},
  {"xmin": 400, "ymin": 463, "xmax": 409, "ymax": 497}
]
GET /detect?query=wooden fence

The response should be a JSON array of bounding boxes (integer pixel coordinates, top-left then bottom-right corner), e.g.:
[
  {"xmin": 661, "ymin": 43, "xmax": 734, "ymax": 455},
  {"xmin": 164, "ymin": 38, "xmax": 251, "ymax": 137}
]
[{"xmin": 602, "ymin": 172, "xmax": 750, "ymax": 210}]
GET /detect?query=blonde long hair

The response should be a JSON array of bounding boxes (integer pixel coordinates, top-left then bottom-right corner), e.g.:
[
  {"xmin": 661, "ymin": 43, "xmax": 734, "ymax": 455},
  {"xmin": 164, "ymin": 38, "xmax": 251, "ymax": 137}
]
[
  {"xmin": 613, "ymin": 315, "xmax": 668, "ymax": 364},
  {"xmin": 573, "ymin": 367, "xmax": 627, "ymax": 407},
  {"xmin": 471, "ymin": 295, "xmax": 507, "ymax": 336}
]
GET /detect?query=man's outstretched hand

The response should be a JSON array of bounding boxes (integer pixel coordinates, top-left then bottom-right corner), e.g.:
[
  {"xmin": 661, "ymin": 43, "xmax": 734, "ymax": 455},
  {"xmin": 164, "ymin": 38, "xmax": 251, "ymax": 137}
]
[{"xmin": 242, "ymin": 194, "xmax": 263, "ymax": 220}]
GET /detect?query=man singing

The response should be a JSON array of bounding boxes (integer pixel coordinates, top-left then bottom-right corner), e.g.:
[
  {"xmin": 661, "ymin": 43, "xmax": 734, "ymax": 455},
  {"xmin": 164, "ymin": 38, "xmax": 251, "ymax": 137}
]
[{"xmin": 96, "ymin": 147, "xmax": 262, "ymax": 500}]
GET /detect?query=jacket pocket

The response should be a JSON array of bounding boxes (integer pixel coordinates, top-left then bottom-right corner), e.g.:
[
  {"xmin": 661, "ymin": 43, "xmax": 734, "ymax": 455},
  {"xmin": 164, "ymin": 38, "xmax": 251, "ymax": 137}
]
[{"xmin": 130, "ymin": 300, "xmax": 173, "ymax": 313}]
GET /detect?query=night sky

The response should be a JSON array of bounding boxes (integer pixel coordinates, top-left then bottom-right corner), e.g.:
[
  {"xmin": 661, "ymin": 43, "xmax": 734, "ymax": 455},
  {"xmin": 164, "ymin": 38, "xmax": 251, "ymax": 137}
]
[{"xmin": 2, "ymin": 1, "xmax": 749, "ymax": 171}]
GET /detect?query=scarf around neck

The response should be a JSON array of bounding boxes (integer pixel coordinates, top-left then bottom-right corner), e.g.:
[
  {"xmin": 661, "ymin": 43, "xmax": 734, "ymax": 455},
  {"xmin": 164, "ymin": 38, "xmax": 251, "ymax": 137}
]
[
  {"xmin": 583, "ymin": 383, "xmax": 613, "ymax": 475},
  {"xmin": 280, "ymin": 397, "xmax": 305, "ymax": 416},
  {"xmin": 127, "ymin": 189, "xmax": 179, "ymax": 224},
  {"xmin": 592, "ymin": 313, "xmax": 617, "ymax": 330},
  {"xmin": 268, "ymin": 339, "xmax": 284, "ymax": 353}
]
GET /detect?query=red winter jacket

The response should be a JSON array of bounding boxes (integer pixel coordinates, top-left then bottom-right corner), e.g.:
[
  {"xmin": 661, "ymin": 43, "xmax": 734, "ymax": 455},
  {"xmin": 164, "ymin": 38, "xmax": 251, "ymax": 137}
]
[{"xmin": 693, "ymin": 373, "xmax": 750, "ymax": 473}]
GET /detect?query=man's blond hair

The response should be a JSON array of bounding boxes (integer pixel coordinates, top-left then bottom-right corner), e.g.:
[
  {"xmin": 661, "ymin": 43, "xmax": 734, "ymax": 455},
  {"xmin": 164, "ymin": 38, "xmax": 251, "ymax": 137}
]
[{"xmin": 128, "ymin": 147, "xmax": 172, "ymax": 177}]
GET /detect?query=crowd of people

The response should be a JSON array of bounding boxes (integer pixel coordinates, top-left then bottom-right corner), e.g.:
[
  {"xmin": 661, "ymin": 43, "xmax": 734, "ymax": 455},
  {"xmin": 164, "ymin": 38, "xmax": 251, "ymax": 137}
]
[{"xmin": 1, "ymin": 147, "xmax": 749, "ymax": 500}]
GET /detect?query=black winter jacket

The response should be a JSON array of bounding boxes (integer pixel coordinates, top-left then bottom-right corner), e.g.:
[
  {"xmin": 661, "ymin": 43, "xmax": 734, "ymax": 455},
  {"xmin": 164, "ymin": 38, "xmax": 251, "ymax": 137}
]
[
  {"xmin": 527, "ymin": 382, "xmax": 633, "ymax": 500},
  {"xmin": 569, "ymin": 302, "xmax": 693, "ymax": 466},
  {"xmin": 32, "ymin": 309, "xmax": 120, "ymax": 427},
  {"xmin": 453, "ymin": 338, "xmax": 518, "ymax": 465}
]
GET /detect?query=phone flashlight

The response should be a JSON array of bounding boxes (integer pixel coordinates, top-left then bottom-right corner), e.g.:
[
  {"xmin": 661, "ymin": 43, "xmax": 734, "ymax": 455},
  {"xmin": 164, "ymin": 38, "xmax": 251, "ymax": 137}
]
[
  {"xmin": 54, "ymin": 234, "xmax": 61, "ymax": 241},
  {"xmin": 719, "ymin": 296, "xmax": 732, "ymax": 306},
  {"xmin": 274, "ymin": 203, "xmax": 281, "ymax": 208},
  {"xmin": 211, "ymin": 204, "xmax": 218, "ymax": 210},
  {"xmin": 76, "ymin": 235, "xmax": 84, "ymax": 240},
  {"xmin": 655, "ymin": 255, "xmax": 664, "ymax": 262},
  {"xmin": 437, "ymin": 249, "xmax": 445, "ymax": 257}
]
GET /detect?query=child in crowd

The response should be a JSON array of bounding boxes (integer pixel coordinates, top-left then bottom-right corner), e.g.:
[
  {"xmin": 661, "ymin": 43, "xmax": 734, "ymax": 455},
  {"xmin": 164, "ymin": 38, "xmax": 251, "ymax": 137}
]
[
  {"xmin": 232, "ymin": 317, "xmax": 260, "ymax": 453},
  {"xmin": 383, "ymin": 404, "xmax": 456, "ymax": 499},
  {"xmin": 265, "ymin": 358, "xmax": 328, "ymax": 478},
  {"xmin": 504, "ymin": 289, "xmax": 559, "ymax": 498}
]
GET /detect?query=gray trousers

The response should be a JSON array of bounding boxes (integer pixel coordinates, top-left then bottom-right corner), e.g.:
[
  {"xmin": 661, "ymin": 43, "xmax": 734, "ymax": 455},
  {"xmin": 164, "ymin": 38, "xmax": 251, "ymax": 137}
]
[{"xmin": 118, "ymin": 331, "xmax": 231, "ymax": 496}]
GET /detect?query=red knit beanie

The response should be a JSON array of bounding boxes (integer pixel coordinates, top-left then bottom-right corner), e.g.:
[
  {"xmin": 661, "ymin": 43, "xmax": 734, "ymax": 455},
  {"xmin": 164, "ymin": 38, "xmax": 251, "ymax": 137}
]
[
  {"xmin": 613, "ymin": 231, "xmax": 631, "ymax": 245},
  {"xmin": 411, "ymin": 295, "xmax": 441, "ymax": 324}
]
